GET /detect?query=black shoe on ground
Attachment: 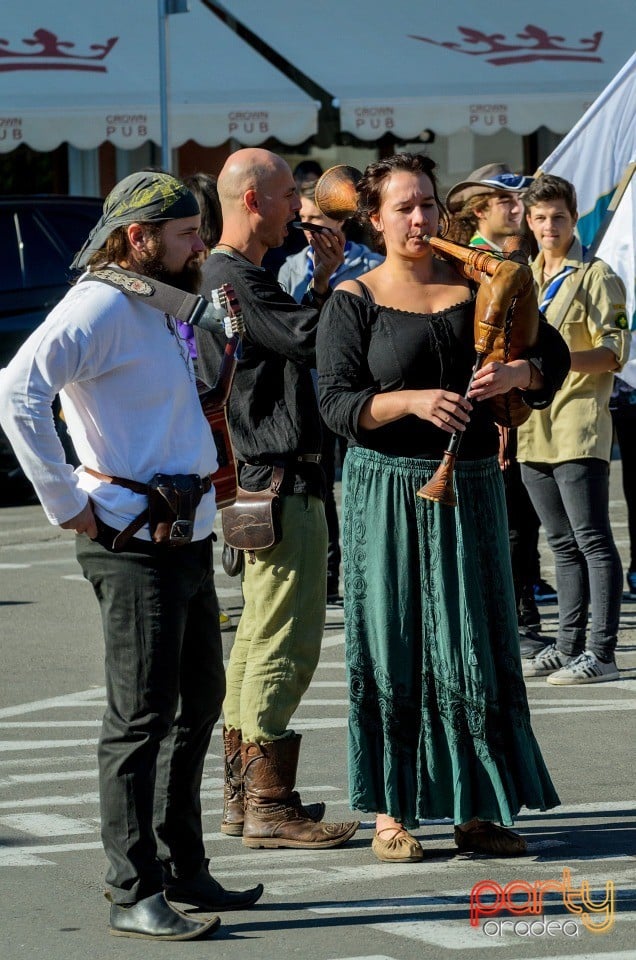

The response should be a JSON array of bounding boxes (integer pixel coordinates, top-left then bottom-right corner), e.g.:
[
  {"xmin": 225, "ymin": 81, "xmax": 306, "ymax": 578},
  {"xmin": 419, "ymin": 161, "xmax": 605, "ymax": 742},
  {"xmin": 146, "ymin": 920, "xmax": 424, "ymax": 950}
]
[
  {"xmin": 164, "ymin": 859, "xmax": 264, "ymax": 911},
  {"xmin": 534, "ymin": 578, "xmax": 557, "ymax": 603},
  {"xmin": 519, "ymin": 627, "xmax": 550, "ymax": 659},
  {"xmin": 109, "ymin": 892, "xmax": 220, "ymax": 940}
]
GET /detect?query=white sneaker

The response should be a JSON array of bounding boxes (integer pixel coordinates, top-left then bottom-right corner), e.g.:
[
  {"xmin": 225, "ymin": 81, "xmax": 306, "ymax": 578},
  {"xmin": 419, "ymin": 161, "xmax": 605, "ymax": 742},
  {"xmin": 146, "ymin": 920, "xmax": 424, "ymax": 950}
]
[
  {"xmin": 547, "ymin": 651, "xmax": 619, "ymax": 686},
  {"xmin": 522, "ymin": 643, "xmax": 573, "ymax": 678}
]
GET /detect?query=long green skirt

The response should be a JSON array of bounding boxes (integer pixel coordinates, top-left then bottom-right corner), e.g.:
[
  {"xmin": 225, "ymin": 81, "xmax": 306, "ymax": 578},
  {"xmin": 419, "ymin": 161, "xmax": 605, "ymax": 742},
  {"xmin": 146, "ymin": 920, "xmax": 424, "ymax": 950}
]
[{"xmin": 342, "ymin": 446, "xmax": 560, "ymax": 830}]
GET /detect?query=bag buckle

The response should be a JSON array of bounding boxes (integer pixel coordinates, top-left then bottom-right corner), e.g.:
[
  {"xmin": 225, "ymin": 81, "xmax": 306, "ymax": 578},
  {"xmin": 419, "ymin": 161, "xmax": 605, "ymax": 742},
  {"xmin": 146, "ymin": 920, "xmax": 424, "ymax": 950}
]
[{"xmin": 169, "ymin": 518, "xmax": 195, "ymax": 543}]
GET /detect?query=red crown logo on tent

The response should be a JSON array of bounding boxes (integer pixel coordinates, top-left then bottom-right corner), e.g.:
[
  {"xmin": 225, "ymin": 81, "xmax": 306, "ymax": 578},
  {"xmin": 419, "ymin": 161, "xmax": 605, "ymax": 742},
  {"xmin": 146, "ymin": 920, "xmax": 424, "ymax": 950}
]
[
  {"xmin": 409, "ymin": 25, "xmax": 603, "ymax": 66},
  {"xmin": 0, "ymin": 29, "xmax": 118, "ymax": 73}
]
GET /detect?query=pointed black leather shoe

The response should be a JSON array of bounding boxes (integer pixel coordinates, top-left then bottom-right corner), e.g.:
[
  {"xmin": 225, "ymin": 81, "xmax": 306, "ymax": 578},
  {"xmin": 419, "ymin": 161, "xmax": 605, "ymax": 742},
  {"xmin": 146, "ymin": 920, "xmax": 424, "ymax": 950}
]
[
  {"xmin": 109, "ymin": 892, "xmax": 220, "ymax": 940},
  {"xmin": 164, "ymin": 859, "xmax": 264, "ymax": 911}
]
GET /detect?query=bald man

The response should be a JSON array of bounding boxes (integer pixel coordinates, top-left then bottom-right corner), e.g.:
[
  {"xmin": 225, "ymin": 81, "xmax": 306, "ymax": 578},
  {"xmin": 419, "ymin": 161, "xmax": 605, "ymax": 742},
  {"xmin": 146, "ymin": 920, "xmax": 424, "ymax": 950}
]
[{"xmin": 195, "ymin": 149, "xmax": 357, "ymax": 850}]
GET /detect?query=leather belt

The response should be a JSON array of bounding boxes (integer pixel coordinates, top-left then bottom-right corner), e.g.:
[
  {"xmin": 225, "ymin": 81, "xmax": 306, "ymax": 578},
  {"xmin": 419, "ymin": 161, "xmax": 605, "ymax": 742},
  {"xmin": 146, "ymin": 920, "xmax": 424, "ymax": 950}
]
[
  {"xmin": 243, "ymin": 454, "xmax": 322, "ymax": 467},
  {"xmin": 83, "ymin": 467, "xmax": 213, "ymax": 551},
  {"xmin": 84, "ymin": 467, "xmax": 213, "ymax": 494}
]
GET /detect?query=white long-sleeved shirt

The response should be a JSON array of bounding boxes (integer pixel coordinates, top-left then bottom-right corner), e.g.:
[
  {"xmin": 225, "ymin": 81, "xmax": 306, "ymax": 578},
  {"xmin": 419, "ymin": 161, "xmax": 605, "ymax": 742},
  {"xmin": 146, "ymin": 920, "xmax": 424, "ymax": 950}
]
[{"xmin": 0, "ymin": 279, "xmax": 218, "ymax": 539}]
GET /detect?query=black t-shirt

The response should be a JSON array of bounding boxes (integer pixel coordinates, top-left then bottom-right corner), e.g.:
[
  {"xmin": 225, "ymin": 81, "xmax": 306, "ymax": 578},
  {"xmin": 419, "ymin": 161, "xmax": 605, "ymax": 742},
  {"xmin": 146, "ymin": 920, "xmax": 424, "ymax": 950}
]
[{"xmin": 196, "ymin": 250, "xmax": 324, "ymax": 497}]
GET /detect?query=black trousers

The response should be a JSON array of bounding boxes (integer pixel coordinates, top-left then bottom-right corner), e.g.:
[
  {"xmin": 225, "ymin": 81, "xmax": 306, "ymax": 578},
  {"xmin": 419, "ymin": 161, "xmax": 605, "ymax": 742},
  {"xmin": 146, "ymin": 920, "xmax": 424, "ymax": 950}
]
[
  {"xmin": 613, "ymin": 411, "xmax": 636, "ymax": 571},
  {"xmin": 504, "ymin": 459, "xmax": 541, "ymax": 595},
  {"xmin": 76, "ymin": 526, "xmax": 225, "ymax": 905},
  {"xmin": 320, "ymin": 421, "xmax": 348, "ymax": 589}
]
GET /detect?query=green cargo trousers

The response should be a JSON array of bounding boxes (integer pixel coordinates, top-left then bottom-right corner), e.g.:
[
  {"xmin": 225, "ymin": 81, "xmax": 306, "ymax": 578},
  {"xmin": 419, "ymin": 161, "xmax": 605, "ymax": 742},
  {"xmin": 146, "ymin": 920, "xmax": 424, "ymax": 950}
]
[{"xmin": 223, "ymin": 493, "xmax": 328, "ymax": 742}]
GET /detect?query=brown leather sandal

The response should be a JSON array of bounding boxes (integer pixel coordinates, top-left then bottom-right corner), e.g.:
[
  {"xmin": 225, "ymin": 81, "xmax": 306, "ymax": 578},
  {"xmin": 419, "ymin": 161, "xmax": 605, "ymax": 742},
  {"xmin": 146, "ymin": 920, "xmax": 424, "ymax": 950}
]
[
  {"xmin": 372, "ymin": 825, "xmax": 424, "ymax": 863},
  {"xmin": 454, "ymin": 821, "xmax": 527, "ymax": 856}
]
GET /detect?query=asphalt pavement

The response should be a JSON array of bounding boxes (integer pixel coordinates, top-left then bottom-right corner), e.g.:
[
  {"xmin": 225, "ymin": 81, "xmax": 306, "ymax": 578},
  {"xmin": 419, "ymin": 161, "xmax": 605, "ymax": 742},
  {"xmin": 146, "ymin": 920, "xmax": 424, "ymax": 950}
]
[{"xmin": 1, "ymin": 465, "xmax": 635, "ymax": 960}]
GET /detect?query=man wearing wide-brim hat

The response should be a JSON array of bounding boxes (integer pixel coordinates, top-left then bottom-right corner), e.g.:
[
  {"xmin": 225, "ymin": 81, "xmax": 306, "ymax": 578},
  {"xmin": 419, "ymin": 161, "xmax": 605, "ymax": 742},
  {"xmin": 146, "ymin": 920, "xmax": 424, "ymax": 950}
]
[{"xmin": 445, "ymin": 162, "xmax": 533, "ymax": 250}]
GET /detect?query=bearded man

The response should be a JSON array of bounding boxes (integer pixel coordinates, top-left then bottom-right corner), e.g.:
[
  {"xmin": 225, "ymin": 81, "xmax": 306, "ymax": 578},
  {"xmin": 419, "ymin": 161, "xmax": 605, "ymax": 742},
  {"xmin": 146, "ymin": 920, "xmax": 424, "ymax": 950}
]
[{"xmin": 0, "ymin": 171, "xmax": 263, "ymax": 941}]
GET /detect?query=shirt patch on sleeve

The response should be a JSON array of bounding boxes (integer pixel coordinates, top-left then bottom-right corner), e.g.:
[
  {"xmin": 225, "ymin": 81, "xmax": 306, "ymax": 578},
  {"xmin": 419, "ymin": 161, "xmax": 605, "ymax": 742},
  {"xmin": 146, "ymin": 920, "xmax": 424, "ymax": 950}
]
[{"xmin": 615, "ymin": 312, "xmax": 628, "ymax": 329}]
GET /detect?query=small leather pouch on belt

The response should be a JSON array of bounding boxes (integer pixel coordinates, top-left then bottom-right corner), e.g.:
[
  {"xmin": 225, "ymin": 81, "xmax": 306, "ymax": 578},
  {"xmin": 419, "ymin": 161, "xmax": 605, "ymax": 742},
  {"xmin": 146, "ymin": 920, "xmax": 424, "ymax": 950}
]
[
  {"xmin": 147, "ymin": 473, "xmax": 205, "ymax": 546},
  {"xmin": 221, "ymin": 465, "xmax": 283, "ymax": 563},
  {"xmin": 83, "ymin": 467, "xmax": 209, "ymax": 551}
]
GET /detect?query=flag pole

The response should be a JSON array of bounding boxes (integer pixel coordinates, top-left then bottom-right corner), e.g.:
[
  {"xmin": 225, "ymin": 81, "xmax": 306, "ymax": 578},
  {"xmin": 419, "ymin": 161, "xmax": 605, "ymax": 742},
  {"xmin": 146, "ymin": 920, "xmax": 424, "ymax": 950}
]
[
  {"xmin": 584, "ymin": 162, "xmax": 636, "ymax": 260},
  {"xmin": 158, "ymin": 0, "xmax": 190, "ymax": 174}
]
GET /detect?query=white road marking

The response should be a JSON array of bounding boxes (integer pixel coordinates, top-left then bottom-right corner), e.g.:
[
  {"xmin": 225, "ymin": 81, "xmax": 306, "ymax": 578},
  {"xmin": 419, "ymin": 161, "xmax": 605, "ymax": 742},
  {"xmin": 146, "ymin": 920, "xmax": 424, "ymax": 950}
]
[
  {"xmin": 0, "ymin": 688, "xmax": 106, "ymax": 719},
  {"xmin": 530, "ymin": 798, "xmax": 636, "ymax": 814},
  {"xmin": 0, "ymin": 792, "xmax": 100, "ymax": 809},
  {"xmin": 530, "ymin": 703, "xmax": 636, "ymax": 714},
  {"xmin": 0, "ymin": 739, "xmax": 98, "ymax": 753},
  {"xmin": 0, "ymin": 849, "xmax": 57, "ymax": 867},
  {"xmin": 513, "ymin": 954, "xmax": 636, "ymax": 960},
  {"xmin": 361, "ymin": 918, "xmax": 504, "ymax": 950},
  {"xmin": 0, "ymin": 754, "xmax": 96, "ymax": 769},
  {"xmin": 307, "ymin": 680, "xmax": 347, "ymax": 687},
  {"xmin": 215, "ymin": 586, "xmax": 242, "ymax": 598},
  {"xmin": 0, "ymin": 813, "xmax": 97, "ymax": 836},
  {"xmin": 297, "ymin": 699, "xmax": 349, "ymax": 706},
  {"xmin": 0, "ymin": 721, "xmax": 101, "ymax": 728},
  {"xmin": 0, "ymin": 563, "xmax": 30, "ymax": 569},
  {"xmin": 4, "ymin": 539, "xmax": 73, "ymax": 553},
  {"xmin": 322, "ymin": 632, "xmax": 346, "ymax": 648},
  {"xmin": 0, "ymin": 769, "xmax": 97, "ymax": 787},
  {"xmin": 291, "ymin": 718, "xmax": 347, "ymax": 729}
]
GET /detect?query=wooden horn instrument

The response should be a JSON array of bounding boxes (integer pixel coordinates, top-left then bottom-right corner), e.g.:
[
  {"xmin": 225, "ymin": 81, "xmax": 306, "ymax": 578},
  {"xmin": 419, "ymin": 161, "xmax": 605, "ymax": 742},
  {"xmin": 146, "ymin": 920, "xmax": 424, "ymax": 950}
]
[
  {"xmin": 314, "ymin": 164, "xmax": 362, "ymax": 220},
  {"xmin": 417, "ymin": 237, "xmax": 534, "ymax": 507}
]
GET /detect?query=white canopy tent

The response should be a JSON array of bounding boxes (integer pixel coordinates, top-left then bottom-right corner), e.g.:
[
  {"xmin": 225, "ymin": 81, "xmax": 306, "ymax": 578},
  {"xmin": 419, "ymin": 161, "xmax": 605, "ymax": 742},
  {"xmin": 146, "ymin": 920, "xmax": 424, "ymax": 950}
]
[
  {"xmin": 215, "ymin": 0, "xmax": 636, "ymax": 141},
  {"xmin": 0, "ymin": 0, "xmax": 318, "ymax": 155}
]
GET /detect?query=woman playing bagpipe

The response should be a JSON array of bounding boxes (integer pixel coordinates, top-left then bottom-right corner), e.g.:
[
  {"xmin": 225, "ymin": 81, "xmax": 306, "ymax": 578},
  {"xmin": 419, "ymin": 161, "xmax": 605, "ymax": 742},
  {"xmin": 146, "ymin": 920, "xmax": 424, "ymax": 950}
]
[{"xmin": 315, "ymin": 154, "xmax": 569, "ymax": 862}]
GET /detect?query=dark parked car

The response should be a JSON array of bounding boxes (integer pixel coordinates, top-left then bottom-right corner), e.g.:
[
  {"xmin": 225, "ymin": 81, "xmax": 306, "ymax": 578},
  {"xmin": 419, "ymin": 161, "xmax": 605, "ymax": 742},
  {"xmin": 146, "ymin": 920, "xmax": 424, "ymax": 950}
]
[{"xmin": 0, "ymin": 195, "xmax": 103, "ymax": 500}]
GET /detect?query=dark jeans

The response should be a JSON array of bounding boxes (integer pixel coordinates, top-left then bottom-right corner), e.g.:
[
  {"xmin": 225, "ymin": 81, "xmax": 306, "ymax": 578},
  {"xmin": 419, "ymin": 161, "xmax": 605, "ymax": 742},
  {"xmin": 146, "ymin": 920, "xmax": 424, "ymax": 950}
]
[
  {"xmin": 321, "ymin": 421, "xmax": 348, "ymax": 590},
  {"xmin": 613, "ymin": 411, "xmax": 636, "ymax": 571},
  {"xmin": 521, "ymin": 459, "xmax": 623, "ymax": 660},
  {"xmin": 503, "ymin": 457, "xmax": 541, "ymax": 625},
  {"xmin": 76, "ymin": 526, "xmax": 225, "ymax": 905}
]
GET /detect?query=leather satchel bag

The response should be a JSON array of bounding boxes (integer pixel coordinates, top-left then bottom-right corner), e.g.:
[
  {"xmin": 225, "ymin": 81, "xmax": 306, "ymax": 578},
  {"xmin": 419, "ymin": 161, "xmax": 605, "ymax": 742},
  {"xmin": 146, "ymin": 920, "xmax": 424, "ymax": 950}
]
[{"xmin": 221, "ymin": 466, "xmax": 284, "ymax": 563}]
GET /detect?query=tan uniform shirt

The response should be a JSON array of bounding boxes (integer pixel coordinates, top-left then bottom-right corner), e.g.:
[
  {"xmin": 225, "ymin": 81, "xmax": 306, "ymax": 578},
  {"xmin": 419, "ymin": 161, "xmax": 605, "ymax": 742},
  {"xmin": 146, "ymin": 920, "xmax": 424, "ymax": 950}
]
[{"xmin": 517, "ymin": 238, "xmax": 629, "ymax": 465}]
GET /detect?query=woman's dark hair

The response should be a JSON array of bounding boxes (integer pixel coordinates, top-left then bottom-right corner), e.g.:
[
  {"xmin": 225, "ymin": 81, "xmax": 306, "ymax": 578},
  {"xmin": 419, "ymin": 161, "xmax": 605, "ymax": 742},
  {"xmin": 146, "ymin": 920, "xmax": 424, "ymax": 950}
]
[
  {"xmin": 523, "ymin": 174, "xmax": 578, "ymax": 218},
  {"xmin": 182, "ymin": 172, "xmax": 223, "ymax": 250},
  {"xmin": 356, "ymin": 153, "xmax": 449, "ymax": 251}
]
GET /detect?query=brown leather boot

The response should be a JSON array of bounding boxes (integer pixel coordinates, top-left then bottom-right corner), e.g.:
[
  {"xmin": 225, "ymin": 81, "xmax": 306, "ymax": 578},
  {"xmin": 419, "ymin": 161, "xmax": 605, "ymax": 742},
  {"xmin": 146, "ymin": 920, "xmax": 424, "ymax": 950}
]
[
  {"xmin": 241, "ymin": 734, "xmax": 358, "ymax": 849},
  {"xmin": 221, "ymin": 727, "xmax": 244, "ymax": 836},
  {"xmin": 222, "ymin": 728, "xmax": 326, "ymax": 837}
]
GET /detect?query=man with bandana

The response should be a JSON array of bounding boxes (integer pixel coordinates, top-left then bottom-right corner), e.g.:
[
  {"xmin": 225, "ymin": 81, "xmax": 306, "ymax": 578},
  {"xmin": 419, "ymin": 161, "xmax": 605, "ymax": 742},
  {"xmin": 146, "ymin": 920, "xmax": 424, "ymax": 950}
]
[{"xmin": 0, "ymin": 172, "xmax": 263, "ymax": 940}]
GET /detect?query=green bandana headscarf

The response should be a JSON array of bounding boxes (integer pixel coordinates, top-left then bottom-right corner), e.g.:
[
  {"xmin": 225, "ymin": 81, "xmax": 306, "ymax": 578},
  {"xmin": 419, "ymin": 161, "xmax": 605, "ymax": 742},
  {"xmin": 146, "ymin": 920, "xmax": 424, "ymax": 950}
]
[{"xmin": 72, "ymin": 171, "xmax": 200, "ymax": 269}]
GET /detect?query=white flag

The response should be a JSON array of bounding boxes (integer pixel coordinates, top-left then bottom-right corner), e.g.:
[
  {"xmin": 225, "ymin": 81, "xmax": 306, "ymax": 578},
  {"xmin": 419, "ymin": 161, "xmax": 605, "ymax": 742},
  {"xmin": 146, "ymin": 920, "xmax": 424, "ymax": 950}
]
[{"xmin": 538, "ymin": 50, "xmax": 636, "ymax": 385}]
